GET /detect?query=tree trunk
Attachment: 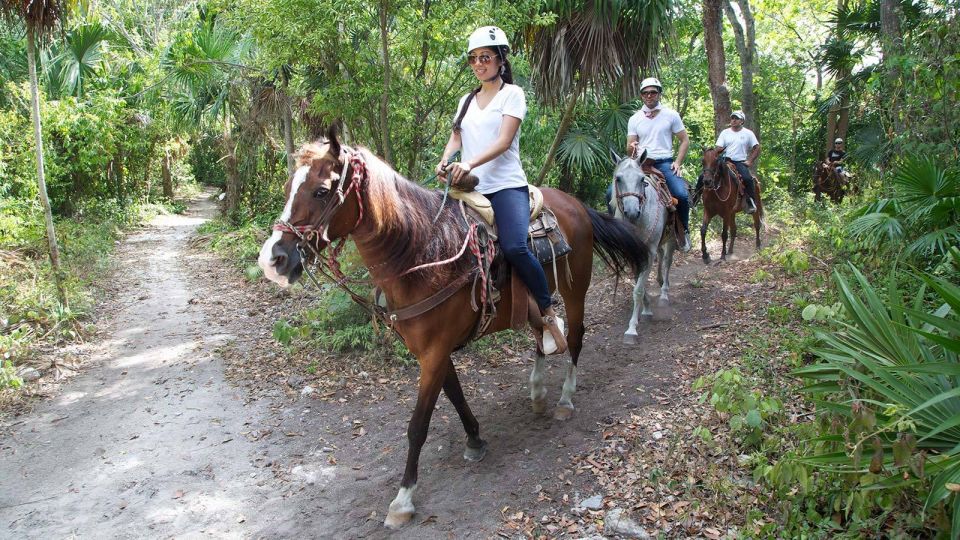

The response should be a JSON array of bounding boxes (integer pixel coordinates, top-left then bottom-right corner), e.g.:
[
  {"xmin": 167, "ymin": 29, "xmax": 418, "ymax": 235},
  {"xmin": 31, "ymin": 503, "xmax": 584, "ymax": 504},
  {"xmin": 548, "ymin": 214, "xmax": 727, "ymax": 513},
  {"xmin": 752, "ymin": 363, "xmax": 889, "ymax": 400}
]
[
  {"xmin": 161, "ymin": 149, "xmax": 174, "ymax": 199},
  {"xmin": 142, "ymin": 140, "xmax": 157, "ymax": 203},
  {"xmin": 534, "ymin": 78, "xmax": 586, "ymax": 187},
  {"xmin": 281, "ymin": 70, "xmax": 296, "ymax": 177},
  {"xmin": 377, "ymin": 0, "xmax": 394, "ymax": 165},
  {"xmin": 222, "ymin": 102, "xmax": 241, "ymax": 218},
  {"xmin": 824, "ymin": 100, "xmax": 839, "ymax": 156},
  {"xmin": 725, "ymin": 0, "xmax": 759, "ymax": 135},
  {"xmin": 880, "ymin": 0, "xmax": 903, "ymax": 136},
  {"xmin": 703, "ymin": 0, "xmax": 732, "ymax": 137},
  {"xmin": 26, "ymin": 28, "xmax": 66, "ymax": 305}
]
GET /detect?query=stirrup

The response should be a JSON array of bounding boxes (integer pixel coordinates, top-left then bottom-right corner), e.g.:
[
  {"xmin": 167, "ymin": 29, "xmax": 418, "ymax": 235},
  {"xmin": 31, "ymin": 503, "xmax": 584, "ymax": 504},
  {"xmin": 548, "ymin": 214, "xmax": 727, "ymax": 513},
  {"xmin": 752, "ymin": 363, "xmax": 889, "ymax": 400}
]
[{"xmin": 542, "ymin": 315, "xmax": 567, "ymax": 355}]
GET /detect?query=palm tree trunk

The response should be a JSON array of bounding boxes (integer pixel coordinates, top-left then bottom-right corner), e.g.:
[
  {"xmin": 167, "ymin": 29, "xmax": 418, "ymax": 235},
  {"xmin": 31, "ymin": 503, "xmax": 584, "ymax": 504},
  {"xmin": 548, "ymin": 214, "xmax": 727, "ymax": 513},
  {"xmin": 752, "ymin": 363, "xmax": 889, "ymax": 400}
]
[
  {"xmin": 26, "ymin": 28, "xmax": 66, "ymax": 305},
  {"xmin": 161, "ymin": 149, "xmax": 174, "ymax": 199},
  {"xmin": 222, "ymin": 101, "xmax": 241, "ymax": 218},
  {"xmin": 535, "ymin": 78, "xmax": 585, "ymax": 187},
  {"xmin": 281, "ymin": 70, "xmax": 296, "ymax": 177}
]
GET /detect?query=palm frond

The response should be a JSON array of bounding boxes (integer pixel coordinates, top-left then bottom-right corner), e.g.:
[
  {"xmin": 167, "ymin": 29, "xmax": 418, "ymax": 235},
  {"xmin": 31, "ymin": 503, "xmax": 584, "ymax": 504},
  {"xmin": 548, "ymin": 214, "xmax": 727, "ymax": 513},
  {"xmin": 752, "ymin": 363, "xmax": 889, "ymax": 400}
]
[
  {"xmin": 846, "ymin": 212, "xmax": 906, "ymax": 246},
  {"xmin": 557, "ymin": 128, "xmax": 606, "ymax": 173}
]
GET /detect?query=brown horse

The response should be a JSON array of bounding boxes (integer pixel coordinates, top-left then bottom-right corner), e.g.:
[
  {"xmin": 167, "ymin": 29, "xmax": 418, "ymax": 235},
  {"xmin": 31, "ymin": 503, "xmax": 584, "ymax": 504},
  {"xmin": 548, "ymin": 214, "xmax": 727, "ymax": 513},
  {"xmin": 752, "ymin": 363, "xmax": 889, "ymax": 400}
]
[
  {"xmin": 813, "ymin": 161, "xmax": 847, "ymax": 203},
  {"xmin": 699, "ymin": 148, "xmax": 765, "ymax": 263},
  {"xmin": 256, "ymin": 126, "xmax": 648, "ymax": 528}
]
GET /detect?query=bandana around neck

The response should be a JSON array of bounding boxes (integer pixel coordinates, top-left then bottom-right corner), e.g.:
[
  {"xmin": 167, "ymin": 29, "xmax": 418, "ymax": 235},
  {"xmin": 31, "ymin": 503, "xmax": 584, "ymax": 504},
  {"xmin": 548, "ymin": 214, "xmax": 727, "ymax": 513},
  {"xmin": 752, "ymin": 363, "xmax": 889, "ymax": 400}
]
[{"xmin": 642, "ymin": 103, "xmax": 661, "ymax": 118}]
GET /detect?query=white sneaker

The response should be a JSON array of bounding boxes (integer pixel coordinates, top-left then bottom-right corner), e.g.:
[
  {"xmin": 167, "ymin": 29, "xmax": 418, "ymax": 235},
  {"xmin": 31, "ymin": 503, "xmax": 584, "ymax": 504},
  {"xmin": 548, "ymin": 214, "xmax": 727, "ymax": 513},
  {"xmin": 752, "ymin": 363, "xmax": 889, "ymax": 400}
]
[{"xmin": 542, "ymin": 316, "xmax": 566, "ymax": 355}]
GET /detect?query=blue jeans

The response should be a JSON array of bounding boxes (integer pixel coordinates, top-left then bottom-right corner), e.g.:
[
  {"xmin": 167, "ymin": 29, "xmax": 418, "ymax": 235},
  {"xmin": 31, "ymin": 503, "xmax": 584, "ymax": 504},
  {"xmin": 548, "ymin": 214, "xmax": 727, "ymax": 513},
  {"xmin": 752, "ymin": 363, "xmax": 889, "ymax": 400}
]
[
  {"xmin": 732, "ymin": 161, "xmax": 756, "ymax": 200},
  {"xmin": 487, "ymin": 187, "xmax": 552, "ymax": 311},
  {"xmin": 651, "ymin": 159, "xmax": 689, "ymax": 231}
]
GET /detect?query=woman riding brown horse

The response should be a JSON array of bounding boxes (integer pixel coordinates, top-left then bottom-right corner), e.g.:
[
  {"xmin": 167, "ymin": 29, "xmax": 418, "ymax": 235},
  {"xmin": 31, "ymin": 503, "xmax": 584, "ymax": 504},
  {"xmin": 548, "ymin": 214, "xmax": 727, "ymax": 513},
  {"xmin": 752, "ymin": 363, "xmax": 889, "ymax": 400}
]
[
  {"xmin": 257, "ymin": 126, "xmax": 648, "ymax": 528},
  {"xmin": 699, "ymin": 148, "xmax": 765, "ymax": 263}
]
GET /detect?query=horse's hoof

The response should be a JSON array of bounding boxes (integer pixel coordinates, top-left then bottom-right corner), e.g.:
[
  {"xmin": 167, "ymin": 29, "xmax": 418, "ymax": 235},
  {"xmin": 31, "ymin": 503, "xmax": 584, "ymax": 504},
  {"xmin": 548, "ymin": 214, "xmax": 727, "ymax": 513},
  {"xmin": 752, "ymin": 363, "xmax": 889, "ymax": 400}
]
[
  {"xmin": 384, "ymin": 510, "xmax": 414, "ymax": 529},
  {"xmin": 657, "ymin": 297, "xmax": 670, "ymax": 308},
  {"xmin": 553, "ymin": 406, "xmax": 574, "ymax": 421},
  {"xmin": 464, "ymin": 440, "xmax": 488, "ymax": 462},
  {"xmin": 702, "ymin": 257, "xmax": 710, "ymax": 265},
  {"xmin": 640, "ymin": 312, "xmax": 654, "ymax": 321},
  {"xmin": 623, "ymin": 333, "xmax": 637, "ymax": 345},
  {"xmin": 532, "ymin": 397, "xmax": 548, "ymax": 415}
]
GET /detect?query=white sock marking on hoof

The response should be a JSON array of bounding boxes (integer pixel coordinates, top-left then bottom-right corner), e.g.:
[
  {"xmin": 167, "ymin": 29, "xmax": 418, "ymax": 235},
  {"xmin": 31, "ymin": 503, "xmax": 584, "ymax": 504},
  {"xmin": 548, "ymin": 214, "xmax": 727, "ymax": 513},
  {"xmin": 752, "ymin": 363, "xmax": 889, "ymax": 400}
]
[{"xmin": 385, "ymin": 485, "xmax": 416, "ymax": 528}]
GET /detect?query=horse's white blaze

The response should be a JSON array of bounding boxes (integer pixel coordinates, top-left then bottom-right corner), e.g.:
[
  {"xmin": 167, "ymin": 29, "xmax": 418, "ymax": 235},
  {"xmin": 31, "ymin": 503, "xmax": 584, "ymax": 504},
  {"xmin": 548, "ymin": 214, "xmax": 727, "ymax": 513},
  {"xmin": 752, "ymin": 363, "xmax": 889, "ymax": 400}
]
[
  {"xmin": 258, "ymin": 165, "xmax": 311, "ymax": 287},
  {"xmin": 529, "ymin": 355, "xmax": 547, "ymax": 403},
  {"xmin": 387, "ymin": 485, "xmax": 416, "ymax": 516},
  {"xmin": 558, "ymin": 361, "xmax": 577, "ymax": 408}
]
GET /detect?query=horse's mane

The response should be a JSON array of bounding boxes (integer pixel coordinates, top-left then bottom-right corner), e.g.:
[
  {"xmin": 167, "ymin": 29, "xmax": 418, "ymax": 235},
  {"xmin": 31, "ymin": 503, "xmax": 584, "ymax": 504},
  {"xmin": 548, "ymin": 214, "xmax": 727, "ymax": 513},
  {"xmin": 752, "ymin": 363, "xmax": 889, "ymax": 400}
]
[{"xmin": 303, "ymin": 140, "xmax": 476, "ymax": 286}]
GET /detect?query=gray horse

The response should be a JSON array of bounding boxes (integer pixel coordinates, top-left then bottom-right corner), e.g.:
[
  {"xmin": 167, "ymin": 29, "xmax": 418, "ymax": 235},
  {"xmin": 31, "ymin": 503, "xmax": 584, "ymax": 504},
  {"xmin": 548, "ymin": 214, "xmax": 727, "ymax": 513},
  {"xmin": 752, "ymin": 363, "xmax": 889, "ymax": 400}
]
[{"xmin": 608, "ymin": 150, "xmax": 679, "ymax": 344}]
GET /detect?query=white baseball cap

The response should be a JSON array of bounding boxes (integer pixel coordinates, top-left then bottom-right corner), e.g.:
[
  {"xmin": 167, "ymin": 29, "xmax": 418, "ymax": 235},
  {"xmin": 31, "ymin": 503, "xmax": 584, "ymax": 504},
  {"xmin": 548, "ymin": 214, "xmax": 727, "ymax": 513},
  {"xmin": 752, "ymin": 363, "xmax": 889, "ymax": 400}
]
[{"xmin": 731, "ymin": 111, "xmax": 746, "ymax": 120}]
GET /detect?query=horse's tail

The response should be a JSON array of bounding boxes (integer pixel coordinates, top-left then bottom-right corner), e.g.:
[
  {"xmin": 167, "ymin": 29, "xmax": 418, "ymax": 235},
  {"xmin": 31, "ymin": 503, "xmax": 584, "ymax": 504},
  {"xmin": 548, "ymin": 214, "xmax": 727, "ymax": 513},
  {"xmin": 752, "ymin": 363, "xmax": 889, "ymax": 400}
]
[{"xmin": 583, "ymin": 204, "xmax": 649, "ymax": 280}]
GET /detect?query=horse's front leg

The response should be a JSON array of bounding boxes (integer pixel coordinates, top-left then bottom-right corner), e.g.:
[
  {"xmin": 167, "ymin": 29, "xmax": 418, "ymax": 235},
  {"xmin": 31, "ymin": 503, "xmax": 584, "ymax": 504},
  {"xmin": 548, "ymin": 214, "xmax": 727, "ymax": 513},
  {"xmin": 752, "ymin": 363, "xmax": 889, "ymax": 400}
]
[
  {"xmin": 624, "ymin": 260, "xmax": 651, "ymax": 344},
  {"xmin": 753, "ymin": 210, "xmax": 763, "ymax": 249},
  {"xmin": 442, "ymin": 358, "xmax": 487, "ymax": 461},
  {"xmin": 700, "ymin": 215, "xmax": 711, "ymax": 265},
  {"xmin": 720, "ymin": 219, "xmax": 729, "ymax": 261},
  {"xmin": 385, "ymin": 354, "xmax": 448, "ymax": 529},
  {"xmin": 728, "ymin": 218, "xmax": 737, "ymax": 256}
]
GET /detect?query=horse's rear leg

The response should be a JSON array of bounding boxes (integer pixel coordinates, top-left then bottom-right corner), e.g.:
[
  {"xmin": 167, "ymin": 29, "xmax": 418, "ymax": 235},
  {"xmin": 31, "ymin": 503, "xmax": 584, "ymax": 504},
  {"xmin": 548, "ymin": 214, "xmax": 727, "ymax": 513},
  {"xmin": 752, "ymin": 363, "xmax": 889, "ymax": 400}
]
[
  {"xmin": 753, "ymin": 208, "xmax": 763, "ymax": 249},
  {"xmin": 441, "ymin": 358, "xmax": 487, "ymax": 462},
  {"xmin": 554, "ymin": 285, "xmax": 585, "ymax": 421},
  {"xmin": 385, "ymin": 355, "xmax": 448, "ymax": 529},
  {"xmin": 657, "ymin": 239, "xmax": 676, "ymax": 307},
  {"xmin": 526, "ymin": 298, "xmax": 549, "ymax": 414}
]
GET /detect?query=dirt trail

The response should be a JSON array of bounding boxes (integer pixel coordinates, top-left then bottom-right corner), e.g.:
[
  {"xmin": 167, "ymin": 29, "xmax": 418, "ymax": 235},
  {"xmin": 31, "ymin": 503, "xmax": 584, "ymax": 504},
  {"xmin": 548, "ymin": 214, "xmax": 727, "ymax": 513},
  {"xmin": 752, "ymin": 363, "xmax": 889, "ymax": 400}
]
[{"xmin": 1, "ymin": 193, "xmax": 765, "ymax": 539}]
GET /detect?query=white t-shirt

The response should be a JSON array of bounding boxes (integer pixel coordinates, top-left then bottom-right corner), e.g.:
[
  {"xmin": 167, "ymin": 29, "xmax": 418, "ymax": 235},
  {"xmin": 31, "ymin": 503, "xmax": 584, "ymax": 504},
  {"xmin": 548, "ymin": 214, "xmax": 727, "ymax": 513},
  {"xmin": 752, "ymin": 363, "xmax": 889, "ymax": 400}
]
[
  {"xmin": 715, "ymin": 127, "xmax": 759, "ymax": 162},
  {"xmin": 454, "ymin": 84, "xmax": 528, "ymax": 195},
  {"xmin": 626, "ymin": 107, "xmax": 686, "ymax": 159}
]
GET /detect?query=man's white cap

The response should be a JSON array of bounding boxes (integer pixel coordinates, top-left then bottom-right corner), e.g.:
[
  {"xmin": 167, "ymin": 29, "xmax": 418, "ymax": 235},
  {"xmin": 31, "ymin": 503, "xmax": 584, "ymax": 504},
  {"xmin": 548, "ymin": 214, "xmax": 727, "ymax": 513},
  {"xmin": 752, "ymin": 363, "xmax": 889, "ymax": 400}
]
[
  {"xmin": 731, "ymin": 110, "xmax": 746, "ymax": 120},
  {"xmin": 468, "ymin": 26, "xmax": 509, "ymax": 54},
  {"xmin": 639, "ymin": 77, "xmax": 662, "ymax": 93},
  {"xmin": 835, "ymin": 137, "xmax": 844, "ymax": 143}
]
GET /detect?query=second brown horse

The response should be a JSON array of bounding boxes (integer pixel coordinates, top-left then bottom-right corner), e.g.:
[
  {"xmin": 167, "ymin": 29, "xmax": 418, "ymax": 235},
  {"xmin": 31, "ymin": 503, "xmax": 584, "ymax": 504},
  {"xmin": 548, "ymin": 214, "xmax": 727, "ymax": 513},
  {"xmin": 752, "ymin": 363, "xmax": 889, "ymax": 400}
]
[{"xmin": 699, "ymin": 148, "xmax": 765, "ymax": 263}]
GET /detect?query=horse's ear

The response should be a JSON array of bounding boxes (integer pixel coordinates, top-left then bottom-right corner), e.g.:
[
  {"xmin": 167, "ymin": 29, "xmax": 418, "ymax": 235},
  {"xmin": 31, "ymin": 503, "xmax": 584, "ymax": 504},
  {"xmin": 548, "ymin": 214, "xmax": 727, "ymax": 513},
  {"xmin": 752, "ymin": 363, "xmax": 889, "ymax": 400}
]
[
  {"xmin": 634, "ymin": 147, "xmax": 648, "ymax": 165},
  {"xmin": 325, "ymin": 124, "xmax": 341, "ymax": 158},
  {"xmin": 609, "ymin": 147, "xmax": 623, "ymax": 165}
]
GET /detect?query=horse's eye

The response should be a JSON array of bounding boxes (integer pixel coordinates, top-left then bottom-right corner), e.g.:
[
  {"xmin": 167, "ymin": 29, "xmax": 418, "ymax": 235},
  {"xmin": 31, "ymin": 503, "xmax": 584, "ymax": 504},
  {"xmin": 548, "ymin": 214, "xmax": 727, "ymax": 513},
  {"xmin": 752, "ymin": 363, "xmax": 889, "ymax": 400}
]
[{"xmin": 313, "ymin": 187, "xmax": 329, "ymax": 199}]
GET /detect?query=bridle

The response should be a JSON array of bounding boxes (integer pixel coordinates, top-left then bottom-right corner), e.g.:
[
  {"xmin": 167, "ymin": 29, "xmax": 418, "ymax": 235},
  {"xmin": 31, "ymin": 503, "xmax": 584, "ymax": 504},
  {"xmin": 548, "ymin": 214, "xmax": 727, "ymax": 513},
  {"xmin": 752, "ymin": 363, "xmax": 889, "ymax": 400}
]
[
  {"xmin": 702, "ymin": 151, "xmax": 736, "ymax": 202},
  {"xmin": 614, "ymin": 162, "xmax": 648, "ymax": 216},
  {"xmin": 273, "ymin": 148, "xmax": 366, "ymax": 246}
]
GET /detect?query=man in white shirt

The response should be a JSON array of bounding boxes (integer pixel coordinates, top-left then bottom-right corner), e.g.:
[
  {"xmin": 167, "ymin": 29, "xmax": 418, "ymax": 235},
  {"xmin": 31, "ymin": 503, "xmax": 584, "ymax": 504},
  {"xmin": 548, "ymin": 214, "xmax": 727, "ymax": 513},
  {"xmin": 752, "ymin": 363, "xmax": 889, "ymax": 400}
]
[
  {"xmin": 623, "ymin": 77, "xmax": 692, "ymax": 251},
  {"xmin": 710, "ymin": 110, "xmax": 760, "ymax": 214}
]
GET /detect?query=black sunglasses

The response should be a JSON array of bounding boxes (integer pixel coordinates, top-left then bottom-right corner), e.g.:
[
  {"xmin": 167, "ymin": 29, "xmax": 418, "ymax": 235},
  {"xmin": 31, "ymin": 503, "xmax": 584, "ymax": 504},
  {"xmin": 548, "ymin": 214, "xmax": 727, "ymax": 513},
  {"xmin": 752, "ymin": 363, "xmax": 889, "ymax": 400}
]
[{"xmin": 640, "ymin": 90, "xmax": 660, "ymax": 96}]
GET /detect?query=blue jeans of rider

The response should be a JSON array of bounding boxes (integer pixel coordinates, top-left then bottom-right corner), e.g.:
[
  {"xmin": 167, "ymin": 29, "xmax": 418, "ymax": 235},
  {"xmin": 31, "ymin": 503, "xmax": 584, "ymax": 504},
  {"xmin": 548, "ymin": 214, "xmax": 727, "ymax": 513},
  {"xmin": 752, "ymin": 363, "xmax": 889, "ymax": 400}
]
[
  {"xmin": 651, "ymin": 159, "xmax": 690, "ymax": 232},
  {"xmin": 487, "ymin": 187, "xmax": 552, "ymax": 311},
  {"xmin": 732, "ymin": 161, "xmax": 756, "ymax": 200}
]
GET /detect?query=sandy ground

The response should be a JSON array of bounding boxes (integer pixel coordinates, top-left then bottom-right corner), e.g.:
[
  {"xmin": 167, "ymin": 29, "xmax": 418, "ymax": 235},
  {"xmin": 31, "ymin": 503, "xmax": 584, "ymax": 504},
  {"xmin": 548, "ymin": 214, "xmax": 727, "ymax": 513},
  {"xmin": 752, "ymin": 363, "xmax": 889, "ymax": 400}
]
[{"xmin": 1, "ymin": 192, "xmax": 765, "ymax": 538}]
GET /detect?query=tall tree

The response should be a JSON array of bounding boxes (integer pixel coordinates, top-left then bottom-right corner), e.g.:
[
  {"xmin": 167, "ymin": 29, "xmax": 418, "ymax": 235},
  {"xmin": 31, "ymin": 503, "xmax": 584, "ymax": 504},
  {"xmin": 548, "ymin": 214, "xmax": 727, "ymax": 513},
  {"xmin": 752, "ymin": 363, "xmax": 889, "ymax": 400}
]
[
  {"xmin": 523, "ymin": 0, "xmax": 672, "ymax": 186},
  {"xmin": 879, "ymin": 0, "xmax": 903, "ymax": 136},
  {"xmin": 0, "ymin": 0, "xmax": 68, "ymax": 304},
  {"xmin": 703, "ymin": 0, "xmax": 732, "ymax": 136},
  {"xmin": 724, "ymin": 0, "xmax": 759, "ymax": 135}
]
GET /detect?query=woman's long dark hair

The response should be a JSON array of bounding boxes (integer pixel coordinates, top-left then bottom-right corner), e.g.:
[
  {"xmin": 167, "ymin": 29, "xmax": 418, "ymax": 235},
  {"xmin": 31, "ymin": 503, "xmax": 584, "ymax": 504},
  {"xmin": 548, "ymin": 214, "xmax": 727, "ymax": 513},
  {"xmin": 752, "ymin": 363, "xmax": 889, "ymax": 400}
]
[{"xmin": 453, "ymin": 45, "xmax": 514, "ymax": 133}]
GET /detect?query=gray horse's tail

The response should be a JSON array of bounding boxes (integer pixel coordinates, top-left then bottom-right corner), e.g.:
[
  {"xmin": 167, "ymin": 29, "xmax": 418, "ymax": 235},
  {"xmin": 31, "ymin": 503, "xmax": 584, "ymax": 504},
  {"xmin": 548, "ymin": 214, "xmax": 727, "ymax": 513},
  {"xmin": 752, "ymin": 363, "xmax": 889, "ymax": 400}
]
[{"xmin": 583, "ymin": 204, "xmax": 649, "ymax": 281}]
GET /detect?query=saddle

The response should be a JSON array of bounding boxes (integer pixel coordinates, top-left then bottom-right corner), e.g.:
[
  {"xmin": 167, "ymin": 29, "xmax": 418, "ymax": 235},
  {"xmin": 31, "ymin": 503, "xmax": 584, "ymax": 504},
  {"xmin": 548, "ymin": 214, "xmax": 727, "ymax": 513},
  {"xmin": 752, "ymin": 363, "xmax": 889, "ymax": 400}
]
[
  {"xmin": 641, "ymin": 160, "xmax": 684, "ymax": 243},
  {"xmin": 447, "ymin": 181, "xmax": 572, "ymax": 337}
]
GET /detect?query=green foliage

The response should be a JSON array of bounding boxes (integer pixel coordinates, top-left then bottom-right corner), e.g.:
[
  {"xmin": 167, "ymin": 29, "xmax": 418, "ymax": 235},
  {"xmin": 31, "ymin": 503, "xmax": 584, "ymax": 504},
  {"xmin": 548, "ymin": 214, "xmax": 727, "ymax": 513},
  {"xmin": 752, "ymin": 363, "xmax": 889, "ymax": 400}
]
[
  {"xmin": 774, "ymin": 249, "xmax": 810, "ymax": 275},
  {"xmin": 793, "ymin": 261, "xmax": 960, "ymax": 534},
  {"xmin": 694, "ymin": 367, "xmax": 783, "ymax": 448},
  {"xmin": 0, "ymin": 360, "xmax": 22, "ymax": 389},
  {"xmin": 846, "ymin": 157, "xmax": 960, "ymax": 267}
]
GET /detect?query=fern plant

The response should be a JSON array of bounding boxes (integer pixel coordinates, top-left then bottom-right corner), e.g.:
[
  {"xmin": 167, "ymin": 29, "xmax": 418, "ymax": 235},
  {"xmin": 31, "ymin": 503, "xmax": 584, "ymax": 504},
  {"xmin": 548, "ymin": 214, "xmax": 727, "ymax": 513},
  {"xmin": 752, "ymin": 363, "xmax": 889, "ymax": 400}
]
[{"xmin": 795, "ymin": 258, "xmax": 960, "ymax": 536}]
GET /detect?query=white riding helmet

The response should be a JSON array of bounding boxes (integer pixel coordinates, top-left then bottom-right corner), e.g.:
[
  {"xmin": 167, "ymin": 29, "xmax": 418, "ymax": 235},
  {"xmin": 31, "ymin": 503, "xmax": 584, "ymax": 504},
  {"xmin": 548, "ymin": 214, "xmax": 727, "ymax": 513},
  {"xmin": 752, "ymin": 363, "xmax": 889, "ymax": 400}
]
[
  {"xmin": 639, "ymin": 77, "xmax": 662, "ymax": 93},
  {"xmin": 731, "ymin": 110, "xmax": 746, "ymax": 120},
  {"xmin": 468, "ymin": 26, "xmax": 509, "ymax": 54},
  {"xmin": 834, "ymin": 137, "xmax": 844, "ymax": 143}
]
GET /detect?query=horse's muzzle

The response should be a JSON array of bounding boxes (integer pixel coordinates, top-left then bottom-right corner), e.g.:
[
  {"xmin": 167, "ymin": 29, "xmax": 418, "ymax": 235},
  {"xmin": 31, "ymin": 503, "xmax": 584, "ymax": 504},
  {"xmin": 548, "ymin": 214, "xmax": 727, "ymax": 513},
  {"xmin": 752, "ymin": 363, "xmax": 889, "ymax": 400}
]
[{"xmin": 272, "ymin": 242, "xmax": 303, "ymax": 282}]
